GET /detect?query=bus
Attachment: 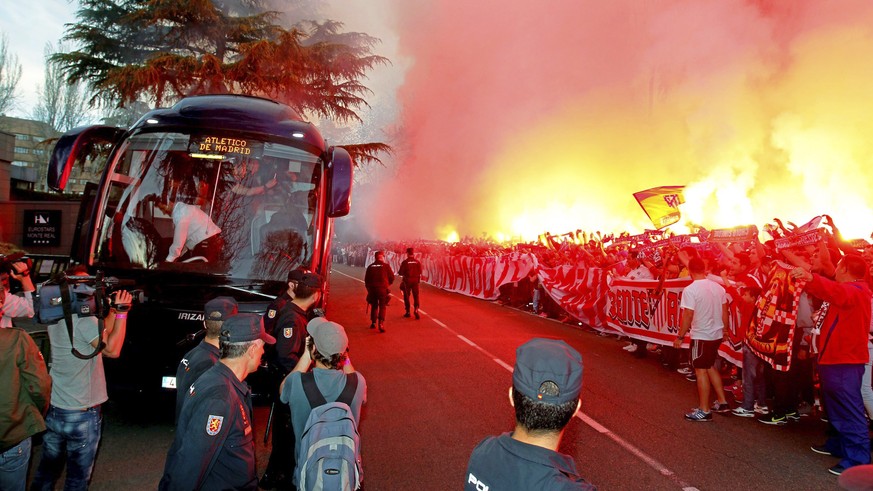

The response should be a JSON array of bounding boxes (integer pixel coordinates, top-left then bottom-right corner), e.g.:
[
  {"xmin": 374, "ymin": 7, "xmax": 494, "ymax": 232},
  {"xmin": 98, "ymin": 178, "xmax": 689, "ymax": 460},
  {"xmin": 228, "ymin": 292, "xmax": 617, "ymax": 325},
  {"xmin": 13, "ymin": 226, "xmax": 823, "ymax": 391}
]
[{"xmin": 46, "ymin": 94, "xmax": 352, "ymax": 399}]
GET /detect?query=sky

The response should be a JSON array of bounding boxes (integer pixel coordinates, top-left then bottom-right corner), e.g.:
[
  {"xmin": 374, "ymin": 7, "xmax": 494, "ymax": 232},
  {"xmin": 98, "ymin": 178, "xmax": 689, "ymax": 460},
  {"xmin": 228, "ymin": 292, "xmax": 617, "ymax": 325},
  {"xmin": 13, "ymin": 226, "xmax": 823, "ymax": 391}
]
[
  {"xmin": 0, "ymin": 0, "xmax": 79, "ymax": 117},
  {"xmin": 4, "ymin": 1, "xmax": 873, "ymax": 244}
]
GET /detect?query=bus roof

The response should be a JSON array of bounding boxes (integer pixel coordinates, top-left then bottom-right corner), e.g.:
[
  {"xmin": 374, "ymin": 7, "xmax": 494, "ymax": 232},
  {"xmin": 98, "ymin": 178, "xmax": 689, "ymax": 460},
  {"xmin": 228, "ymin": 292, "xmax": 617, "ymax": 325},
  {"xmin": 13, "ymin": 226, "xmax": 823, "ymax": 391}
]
[{"xmin": 133, "ymin": 94, "xmax": 326, "ymax": 153}]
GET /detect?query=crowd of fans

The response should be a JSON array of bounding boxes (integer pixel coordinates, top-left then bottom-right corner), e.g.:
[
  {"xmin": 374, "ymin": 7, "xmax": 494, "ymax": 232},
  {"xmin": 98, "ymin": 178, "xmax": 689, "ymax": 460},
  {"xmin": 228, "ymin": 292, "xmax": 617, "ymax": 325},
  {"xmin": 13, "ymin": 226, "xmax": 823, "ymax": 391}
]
[{"xmin": 335, "ymin": 214, "xmax": 873, "ymax": 470}]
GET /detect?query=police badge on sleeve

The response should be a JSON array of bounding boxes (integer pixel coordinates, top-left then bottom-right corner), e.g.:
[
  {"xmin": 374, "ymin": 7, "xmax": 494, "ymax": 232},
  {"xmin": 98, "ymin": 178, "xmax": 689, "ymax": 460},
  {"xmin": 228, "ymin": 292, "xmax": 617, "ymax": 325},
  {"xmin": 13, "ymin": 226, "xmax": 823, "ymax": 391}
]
[
  {"xmin": 206, "ymin": 415, "xmax": 224, "ymax": 436},
  {"xmin": 283, "ymin": 328, "xmax": 292, "ymax": 338},
  {"xmin": 267, "ymin": 309, "xmax": 276, "ymax": 319}
]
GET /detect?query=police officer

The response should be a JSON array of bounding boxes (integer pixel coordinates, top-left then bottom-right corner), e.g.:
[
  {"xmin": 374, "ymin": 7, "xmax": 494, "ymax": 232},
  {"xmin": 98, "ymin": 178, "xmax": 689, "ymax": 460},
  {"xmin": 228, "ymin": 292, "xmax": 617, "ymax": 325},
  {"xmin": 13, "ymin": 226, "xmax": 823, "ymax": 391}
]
[
  {"xmin": 174, "ymin": 296, "xmax": 238, "ymax": 422},
  {"xmin": 261, "ymin": 273, "xmax": 323, "ymax": 489},
  {"xmin": 263, "ymin": 269, "xmax": 306, "ymax": 338},
  {"xmin": 261, "ymin": 267, "xmax": 306, "ymax": 453},
  {"xmin": 159, "ymin": 314, "xmax": 276, "ymax": 491},
  {"xmin": 364, "ymin": 250, "xmax": 394, "ymax": 333},
  {"xmin": 465, "ymin": 338, "xmax": 596, "ymax": 490},
  {"xmin": 398, "ymin": 247, "xmax": 422, "ymax": 320}
]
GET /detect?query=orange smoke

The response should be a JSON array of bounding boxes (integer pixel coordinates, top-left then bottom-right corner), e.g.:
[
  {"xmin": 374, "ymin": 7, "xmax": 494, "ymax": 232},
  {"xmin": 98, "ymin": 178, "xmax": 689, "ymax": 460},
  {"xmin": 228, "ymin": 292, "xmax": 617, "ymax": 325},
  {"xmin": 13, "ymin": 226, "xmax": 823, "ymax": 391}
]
[{"xmin": 355, "ymin": 0, "xmax": 873, "ymax": 243}]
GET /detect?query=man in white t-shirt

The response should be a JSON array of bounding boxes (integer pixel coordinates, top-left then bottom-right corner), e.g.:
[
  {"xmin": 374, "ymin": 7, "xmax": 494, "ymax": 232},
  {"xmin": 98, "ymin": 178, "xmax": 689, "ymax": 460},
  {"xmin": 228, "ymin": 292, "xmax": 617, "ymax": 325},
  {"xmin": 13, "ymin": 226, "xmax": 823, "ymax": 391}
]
[
  {"xmin": 673, "ymin": 257, "xmax": 730, "ymax": 422},
  {"xmin": 154, "ymin": 198, "xmax": 223, "ymax": 263}
]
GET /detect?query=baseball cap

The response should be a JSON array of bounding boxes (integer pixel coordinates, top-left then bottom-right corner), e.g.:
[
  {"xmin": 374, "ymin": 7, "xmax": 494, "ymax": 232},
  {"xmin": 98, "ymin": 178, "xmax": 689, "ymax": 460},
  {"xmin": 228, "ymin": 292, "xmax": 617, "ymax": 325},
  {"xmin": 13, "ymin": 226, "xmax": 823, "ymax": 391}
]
[
  {"xmin": 220, "ymin": 313, "xmax": 276, "ymax": 344},
  {"xmin": 204, "ymin": 296, "xmax": 238, "ymax": 321},
  {"xmin": 287, "ymin": 268, "xmax": 307, "ymax": 283},
  {"xmin": 513, "ymin": 338, "xmax": 583, "ymax": 405},
  {"xmin": 307, "ymin": 317, "xmax": 348, "ymax": 357},
  {"xmin": 299, "ymin": 272, "xmax": 323, "ymax": 289}
]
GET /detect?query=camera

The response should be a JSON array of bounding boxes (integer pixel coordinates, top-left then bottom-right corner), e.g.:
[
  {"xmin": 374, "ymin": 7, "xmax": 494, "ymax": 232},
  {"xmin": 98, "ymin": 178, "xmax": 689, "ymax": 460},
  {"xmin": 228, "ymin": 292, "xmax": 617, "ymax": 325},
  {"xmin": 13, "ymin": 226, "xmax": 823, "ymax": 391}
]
[
  {"xmin": 36, "ymin": 270, "xmax": 136, "ymax": 324},
  {"xmin": 0, "ymin": 253, "xmax": 33, "ymax": 280}
]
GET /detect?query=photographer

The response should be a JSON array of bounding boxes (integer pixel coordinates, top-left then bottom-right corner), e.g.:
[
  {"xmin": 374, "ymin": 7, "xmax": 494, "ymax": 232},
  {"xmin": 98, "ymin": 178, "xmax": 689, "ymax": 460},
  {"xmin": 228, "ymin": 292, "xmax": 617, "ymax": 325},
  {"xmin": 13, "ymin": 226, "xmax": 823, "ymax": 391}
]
[
  {"xmin": 0, "ymin": 260, "xmax": 35, "ymax": 328},
  {"xmin": 32, "ymin": 266, "xmax": 133, "ymax": 491}
]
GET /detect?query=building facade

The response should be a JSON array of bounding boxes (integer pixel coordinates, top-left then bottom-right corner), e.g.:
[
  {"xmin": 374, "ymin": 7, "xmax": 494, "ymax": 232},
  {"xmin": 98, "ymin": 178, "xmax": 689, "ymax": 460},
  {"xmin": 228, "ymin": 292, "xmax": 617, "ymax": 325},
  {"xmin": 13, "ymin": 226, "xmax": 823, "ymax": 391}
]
[
  {"xmin": 0, "ymin": 115, "xmax": 103, "ymax": 196},
  {"xmin": 0, "ymin": 118, "xmax": 84, "ymax": 256}
]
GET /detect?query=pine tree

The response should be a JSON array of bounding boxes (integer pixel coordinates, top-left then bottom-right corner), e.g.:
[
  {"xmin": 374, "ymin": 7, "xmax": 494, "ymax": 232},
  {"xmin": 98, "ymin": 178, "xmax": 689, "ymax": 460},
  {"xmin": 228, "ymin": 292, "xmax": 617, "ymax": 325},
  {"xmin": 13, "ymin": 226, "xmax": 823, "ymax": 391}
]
[{"xmin": 54, "ymin": 0, "xmax": 390, "ymax": 164}]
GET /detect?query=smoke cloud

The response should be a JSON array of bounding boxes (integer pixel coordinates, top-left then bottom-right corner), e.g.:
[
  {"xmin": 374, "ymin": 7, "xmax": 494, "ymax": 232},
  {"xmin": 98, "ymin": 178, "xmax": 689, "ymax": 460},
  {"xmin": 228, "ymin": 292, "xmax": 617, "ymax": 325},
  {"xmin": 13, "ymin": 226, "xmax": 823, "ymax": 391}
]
[{"xmin": 335, "ymin": 0, "xmax": 873, "ymax": 241}]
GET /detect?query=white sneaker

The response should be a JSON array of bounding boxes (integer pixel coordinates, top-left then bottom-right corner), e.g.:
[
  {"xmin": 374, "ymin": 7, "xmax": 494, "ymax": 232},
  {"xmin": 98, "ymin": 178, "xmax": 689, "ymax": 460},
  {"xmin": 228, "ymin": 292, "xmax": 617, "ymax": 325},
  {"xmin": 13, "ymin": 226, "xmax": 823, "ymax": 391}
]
[
  {"xmin": 625, "ymin": 344, "xmax": 638, "ymax": 353},
  {"xmin": 754, "ymin": 404, "xmax": 769, "ymax": 414},
  {"xmin": 676, "ymin": 367, "xmax": 693, "ymax": 375},
  {"xmin": 732, "ymin": 407, "xmax": 756, "ymax": 417}
]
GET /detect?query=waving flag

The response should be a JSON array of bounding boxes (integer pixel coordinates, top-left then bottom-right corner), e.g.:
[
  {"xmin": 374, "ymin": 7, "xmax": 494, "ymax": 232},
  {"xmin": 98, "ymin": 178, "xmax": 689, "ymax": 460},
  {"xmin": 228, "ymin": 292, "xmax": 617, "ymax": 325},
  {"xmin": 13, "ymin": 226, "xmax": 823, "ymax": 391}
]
[{"xmin": 633, "ymin": 186, "xmax": 685, "ymax": 229}]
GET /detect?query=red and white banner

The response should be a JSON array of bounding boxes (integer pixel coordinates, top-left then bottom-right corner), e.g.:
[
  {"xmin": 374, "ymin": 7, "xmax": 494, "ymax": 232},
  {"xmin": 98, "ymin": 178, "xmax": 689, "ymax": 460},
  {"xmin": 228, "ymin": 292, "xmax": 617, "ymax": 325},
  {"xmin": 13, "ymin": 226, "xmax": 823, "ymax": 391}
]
[
  {"xmin": 602, "ymin": 277, "xmax": 743, "ymax": 366},
  {"xmin": 372, "ymin": 249, "xmax": 746, "ymax": 365},
  {"xmin": 539, "ymin": 265, "xmax": 610, "ymax": 329},
  {"xmin": 379, "ymin": 250, "xmax": 537, "ymax": 300}
]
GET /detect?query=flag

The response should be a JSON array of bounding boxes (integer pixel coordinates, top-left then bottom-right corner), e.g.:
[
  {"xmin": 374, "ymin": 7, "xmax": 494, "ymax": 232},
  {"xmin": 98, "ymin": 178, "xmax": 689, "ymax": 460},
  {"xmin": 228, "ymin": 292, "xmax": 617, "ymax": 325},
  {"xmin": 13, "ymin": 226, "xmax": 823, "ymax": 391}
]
[{"xmin": 633, "ymin": 186, "xmax": 685, "ymax": 229}]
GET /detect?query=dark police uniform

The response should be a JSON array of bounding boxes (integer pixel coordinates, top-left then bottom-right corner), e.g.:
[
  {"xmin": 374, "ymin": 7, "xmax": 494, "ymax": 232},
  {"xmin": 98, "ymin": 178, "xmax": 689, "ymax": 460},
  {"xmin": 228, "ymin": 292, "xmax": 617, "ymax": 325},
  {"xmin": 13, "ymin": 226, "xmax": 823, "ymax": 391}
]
[
  {"xmin": 160, "ymin": 362, "xmax": 257, "ymax": 491},
  {"xmin": 262, "ymin": 302, "xmax": 310, "ymax": 485},
  {"xmin": 174, "ymin": 340, "xmax": 220, "ymax": 422},
  {"xmin": 364, "ymin": 257, "xmax": 394, "ymax": 330},
  {"xmin": 263, "ymin": 291, "xmax": 292, "ymax": 339},
  {"xmin": 271, "ymin": 303, "xmax": 309, "ymax": 373},
  {"xmin": 465, "ymin": 433, "xmax": 596, "ymax": 491},
  {"xmin": 398, "ymin": 254, "xmax": 422, "ymax": 318}
]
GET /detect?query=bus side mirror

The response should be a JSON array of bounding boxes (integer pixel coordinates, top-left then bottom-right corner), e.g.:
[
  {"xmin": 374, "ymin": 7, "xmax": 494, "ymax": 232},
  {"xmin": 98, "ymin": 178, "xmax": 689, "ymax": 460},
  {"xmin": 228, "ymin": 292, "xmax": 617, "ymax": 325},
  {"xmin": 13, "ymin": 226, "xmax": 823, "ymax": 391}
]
[
  {"xmin": 326, "ymin": 146, "xmax": 353, "ymax": 218},
  {"xmin": 48, "ymin": 125, "xmax": 126, "ymax": 192}
]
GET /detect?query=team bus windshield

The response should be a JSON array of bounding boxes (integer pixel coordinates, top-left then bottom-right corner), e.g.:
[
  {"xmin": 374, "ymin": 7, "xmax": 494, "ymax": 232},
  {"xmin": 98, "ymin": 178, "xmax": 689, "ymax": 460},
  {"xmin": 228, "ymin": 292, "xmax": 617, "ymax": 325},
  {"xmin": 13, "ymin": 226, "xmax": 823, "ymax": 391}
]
[{"xmin": 93, "ymin": 130, "xmax": 321, "ymax": 281}]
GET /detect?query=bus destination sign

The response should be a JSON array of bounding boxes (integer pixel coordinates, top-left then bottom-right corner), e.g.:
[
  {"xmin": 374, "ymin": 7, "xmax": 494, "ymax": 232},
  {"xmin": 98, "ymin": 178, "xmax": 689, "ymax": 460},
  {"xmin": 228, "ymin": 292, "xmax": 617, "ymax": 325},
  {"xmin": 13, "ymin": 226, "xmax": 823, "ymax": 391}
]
[{"xmin": 189, "ymin": 136, "xmax": 262, "ymax": 159}]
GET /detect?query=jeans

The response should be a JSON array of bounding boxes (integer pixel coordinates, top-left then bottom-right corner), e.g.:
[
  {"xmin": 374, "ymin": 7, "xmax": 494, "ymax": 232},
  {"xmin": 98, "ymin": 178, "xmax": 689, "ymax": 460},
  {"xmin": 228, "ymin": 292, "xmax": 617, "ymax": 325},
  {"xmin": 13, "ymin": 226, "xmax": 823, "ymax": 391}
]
[
  {"xmin": 0, "ymin": 437, "xmax": 31, "ymax": 491},
  {"xmin": 532, "ymin": 288, "xmax": 541, "ymax": 313},
  {"xmin": 819, "ymin": 364, "xmax": 871, "ymax": 469},
  {"xmin": 32, "ymin": 405, "xmax": 103, "ymax": 491},
  {"xmin": 741, "ymin": 345, "xmax": 767, "ymax": 410}
]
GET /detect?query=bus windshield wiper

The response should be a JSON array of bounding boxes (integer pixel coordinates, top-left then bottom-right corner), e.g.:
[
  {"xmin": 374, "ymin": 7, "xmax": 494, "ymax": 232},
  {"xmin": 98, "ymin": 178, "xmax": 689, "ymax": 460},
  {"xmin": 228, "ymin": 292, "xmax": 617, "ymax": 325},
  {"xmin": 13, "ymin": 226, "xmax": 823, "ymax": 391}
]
[{"xmin": 217, "ymin": 284, "xmax": 274, "ymax": 299}]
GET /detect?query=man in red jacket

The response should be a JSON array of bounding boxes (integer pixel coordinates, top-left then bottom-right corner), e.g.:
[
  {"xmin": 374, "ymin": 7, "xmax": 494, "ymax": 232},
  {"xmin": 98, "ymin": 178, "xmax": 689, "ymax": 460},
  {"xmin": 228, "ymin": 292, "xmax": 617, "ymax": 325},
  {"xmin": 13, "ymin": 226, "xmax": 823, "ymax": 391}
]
[{"xmin": 792, "ymin": 254, "xmax": 872, "ymax": 476}]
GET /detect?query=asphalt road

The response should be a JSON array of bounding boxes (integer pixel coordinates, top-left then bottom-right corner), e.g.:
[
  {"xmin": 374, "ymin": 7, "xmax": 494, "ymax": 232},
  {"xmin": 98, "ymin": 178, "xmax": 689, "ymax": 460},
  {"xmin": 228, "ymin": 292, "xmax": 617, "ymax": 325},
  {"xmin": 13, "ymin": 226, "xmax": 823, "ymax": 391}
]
[{"xmin": 30, "ymin": 263, "xmax": 844, "ymax": 490}]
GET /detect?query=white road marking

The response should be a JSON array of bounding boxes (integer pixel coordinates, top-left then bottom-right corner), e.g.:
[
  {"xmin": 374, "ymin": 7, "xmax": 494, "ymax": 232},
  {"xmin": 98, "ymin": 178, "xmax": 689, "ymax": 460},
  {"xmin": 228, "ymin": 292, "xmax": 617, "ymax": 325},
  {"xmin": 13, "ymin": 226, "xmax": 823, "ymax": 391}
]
[
  {"xmin": 333, "ymin": 268, "xmax": 698, "ymax": 489},
  {"xmin": 493, "ymin": 358, "xmax": 514, "ymax": 371}
]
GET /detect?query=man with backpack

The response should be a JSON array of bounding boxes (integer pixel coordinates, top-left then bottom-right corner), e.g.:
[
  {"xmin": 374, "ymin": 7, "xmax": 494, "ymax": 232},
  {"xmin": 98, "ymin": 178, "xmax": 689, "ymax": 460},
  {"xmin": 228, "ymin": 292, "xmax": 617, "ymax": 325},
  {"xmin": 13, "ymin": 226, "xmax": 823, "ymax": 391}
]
[{"xmin": 280, "ymin": 317, "xmax": 367, "ymax": 490}]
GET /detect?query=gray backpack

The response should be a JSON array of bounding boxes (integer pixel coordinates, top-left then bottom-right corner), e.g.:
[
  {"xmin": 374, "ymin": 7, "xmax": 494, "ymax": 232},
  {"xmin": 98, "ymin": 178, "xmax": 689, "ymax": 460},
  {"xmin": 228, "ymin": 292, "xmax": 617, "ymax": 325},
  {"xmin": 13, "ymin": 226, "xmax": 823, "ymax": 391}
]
[{"xmin": 297, "ymin": 372, "xmax": 361, "ymax": 491}]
